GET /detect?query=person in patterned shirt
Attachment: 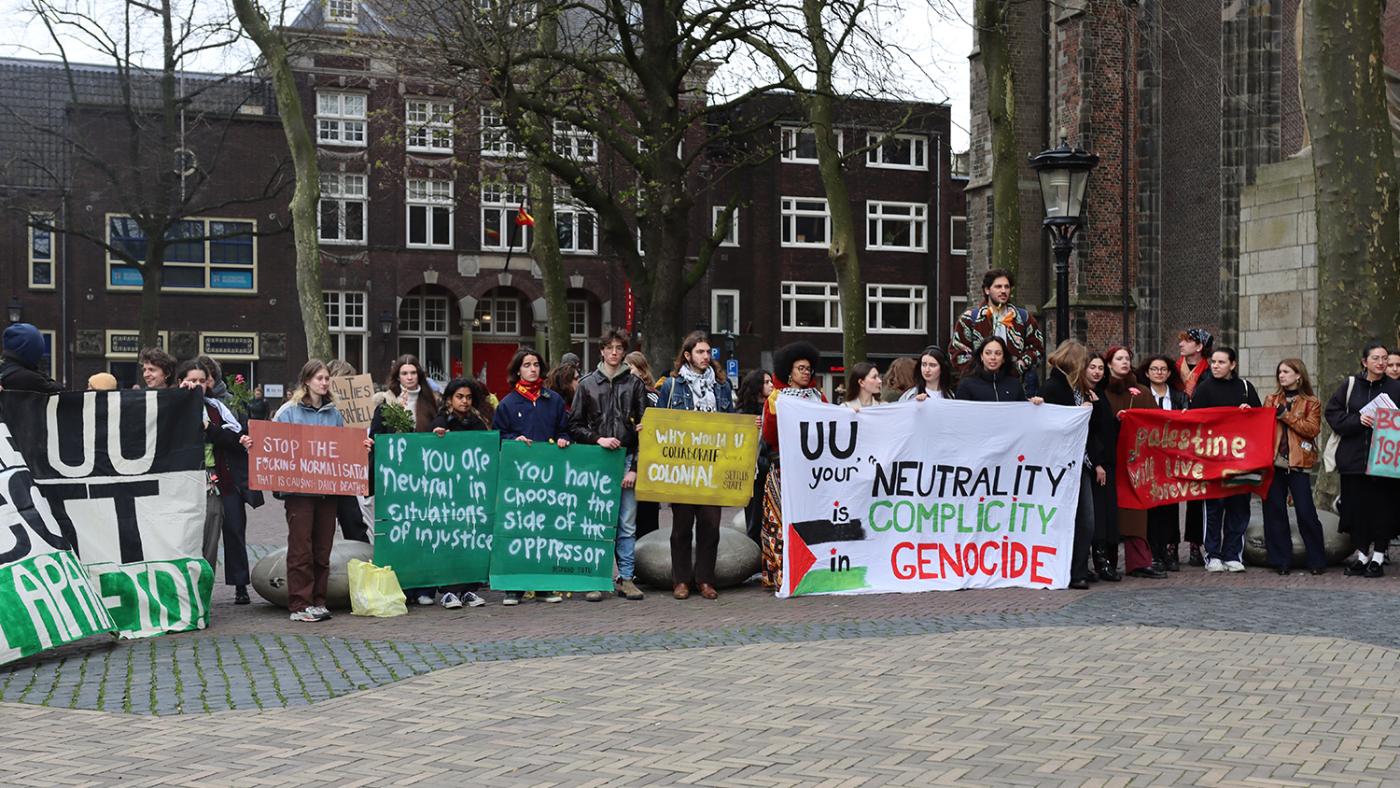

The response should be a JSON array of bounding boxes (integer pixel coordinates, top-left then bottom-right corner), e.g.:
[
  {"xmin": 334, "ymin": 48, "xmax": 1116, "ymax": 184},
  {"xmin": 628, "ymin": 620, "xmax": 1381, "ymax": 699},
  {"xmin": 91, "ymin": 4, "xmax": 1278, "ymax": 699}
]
[{"xmin": 949, "ymin": 268, "xmax": 1045, "ymax": 396}]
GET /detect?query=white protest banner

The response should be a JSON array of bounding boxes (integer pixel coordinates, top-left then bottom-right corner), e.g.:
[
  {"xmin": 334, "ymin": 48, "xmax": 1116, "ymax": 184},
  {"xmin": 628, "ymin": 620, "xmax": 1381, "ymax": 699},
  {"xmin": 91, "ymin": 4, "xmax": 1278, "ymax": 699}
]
[
  {"xmin": 776, "ymin": 397, "xmax": 1089, "ymax": 597},
  {"xmin": 0, "ymin": 420, "xmax": 116, "ymax": 664},
  {"xmin": 1, "ymin": 390, "xmax": 210, "ymax": 640}
]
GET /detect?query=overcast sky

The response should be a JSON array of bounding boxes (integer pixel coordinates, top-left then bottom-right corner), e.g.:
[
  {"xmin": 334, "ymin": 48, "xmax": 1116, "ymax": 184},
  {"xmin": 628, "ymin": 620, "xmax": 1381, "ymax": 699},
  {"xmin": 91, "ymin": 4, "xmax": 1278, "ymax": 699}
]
[{"xmin": 0, "ymin": 0, "xmax": 972, "ymax": 150}]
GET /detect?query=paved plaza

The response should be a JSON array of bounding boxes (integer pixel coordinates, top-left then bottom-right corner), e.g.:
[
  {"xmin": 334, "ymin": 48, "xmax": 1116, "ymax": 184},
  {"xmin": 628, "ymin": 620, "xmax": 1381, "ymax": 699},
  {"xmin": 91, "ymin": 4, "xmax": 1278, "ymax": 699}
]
[{"xmin": 4, "ymin": 504, "xmax": 1400, "ymax": 785}]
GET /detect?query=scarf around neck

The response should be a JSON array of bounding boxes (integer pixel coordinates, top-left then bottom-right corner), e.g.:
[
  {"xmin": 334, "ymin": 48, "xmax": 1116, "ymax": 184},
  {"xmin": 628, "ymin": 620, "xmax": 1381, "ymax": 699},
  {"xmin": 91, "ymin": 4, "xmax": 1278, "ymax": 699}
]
[
  {"xmin": 679, "ymin": 364, "xmax": 717, "ymax": 412},
  {"xmin": 514, "ymin": 377, "xmax": 543, "ymax": 402}
]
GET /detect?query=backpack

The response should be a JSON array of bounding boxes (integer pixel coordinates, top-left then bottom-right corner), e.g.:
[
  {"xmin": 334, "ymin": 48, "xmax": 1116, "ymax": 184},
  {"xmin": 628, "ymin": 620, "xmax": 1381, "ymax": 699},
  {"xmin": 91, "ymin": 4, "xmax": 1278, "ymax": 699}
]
[{"xmin": 1322, "ymin": 376, "xmax": 1354, "ymax": 474}]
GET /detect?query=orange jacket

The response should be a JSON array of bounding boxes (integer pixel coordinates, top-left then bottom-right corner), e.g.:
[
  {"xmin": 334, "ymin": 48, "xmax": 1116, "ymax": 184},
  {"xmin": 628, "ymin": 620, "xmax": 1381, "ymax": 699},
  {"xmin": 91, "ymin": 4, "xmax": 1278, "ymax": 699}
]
[{"xmin": 1262, "ymin": 391, "xmax": 1322, "ymax": 469}]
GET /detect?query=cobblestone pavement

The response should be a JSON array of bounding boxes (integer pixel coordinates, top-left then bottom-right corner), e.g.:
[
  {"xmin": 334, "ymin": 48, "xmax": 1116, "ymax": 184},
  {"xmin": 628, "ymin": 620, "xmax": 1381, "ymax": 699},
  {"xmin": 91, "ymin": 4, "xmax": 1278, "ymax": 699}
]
[{"xmin": 4, "ymin": 503, "xmax": 1400, "ymax": 783}]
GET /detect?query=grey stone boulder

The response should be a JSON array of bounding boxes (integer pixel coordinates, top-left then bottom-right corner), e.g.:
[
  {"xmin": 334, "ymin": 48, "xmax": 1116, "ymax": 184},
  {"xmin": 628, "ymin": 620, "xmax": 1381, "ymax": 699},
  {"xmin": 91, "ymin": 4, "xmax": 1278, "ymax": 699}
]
[
  {"xmin": 635, "ymin": 514, "xmax": 760, "ymax": 589},
  {"xmin": 1244, "ymin": 506, "xmax": 1350, "ymax": 567},
  {"xmin": 251, "ymin": 539, "xmax": 376, "ymax": 609}
]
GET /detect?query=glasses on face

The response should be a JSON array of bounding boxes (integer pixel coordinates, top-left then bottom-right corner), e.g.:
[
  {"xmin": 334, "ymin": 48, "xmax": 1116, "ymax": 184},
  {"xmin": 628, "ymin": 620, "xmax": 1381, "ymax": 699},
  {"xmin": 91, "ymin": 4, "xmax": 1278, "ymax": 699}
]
[
  {"xmin": 792, "ymin": 364, "xmax": 813, "ymax": 373},
  {"xmin": 1148, "ymin": 366, "xmax": 1169, "ymax": 374}
]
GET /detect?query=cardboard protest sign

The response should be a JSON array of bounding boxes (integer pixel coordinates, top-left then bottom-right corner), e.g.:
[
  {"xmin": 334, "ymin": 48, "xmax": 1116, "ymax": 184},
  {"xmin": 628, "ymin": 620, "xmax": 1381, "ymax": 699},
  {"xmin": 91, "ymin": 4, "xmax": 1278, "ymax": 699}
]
[
  {"xmin": 1116, "ymin": 406, "xmax": 1276, "ymax": 509},
  {"xmin": 248, "ymin": 420, "xmax": 370, "ymax": 496},
  {"xmin": 373, "ymin": 431, "xmax": 498, "ymax": 588},
  {"xmin": 777, "ymin": 398, "xmax": 1088, "ymax": 597},
  {"xmin": 330, "ymin": 374, "xmax": 376, "ymax": 430},
  {"xmin": 1, "ymin": 389, "xmax": 207, "ymax": 644},
  {"xmin": 635, "ymin": 409, "xmax": 760, "ymax": 506},
  {"xmin": 490, "ymin": 441, "xmax": 624, "ymax": 593},
  {"xmin": 1367, "ymin": 408, "xmax": 1400, "ymax": 479}
]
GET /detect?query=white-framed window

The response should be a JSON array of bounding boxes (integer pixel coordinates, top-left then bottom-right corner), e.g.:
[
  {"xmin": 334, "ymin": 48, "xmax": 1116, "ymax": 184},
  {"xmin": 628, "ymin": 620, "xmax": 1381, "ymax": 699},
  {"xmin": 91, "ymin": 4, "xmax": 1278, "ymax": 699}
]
[
  {"xmin": 711, "ymin": 206, "xmax": 738, "ymax": 247},
  {"xmin": 324, "ymin": 290, "xmax": 368, "ymax": 373},
  {"xmin": 866, "ymin": 132, "xmax": 928, "ymax": 170},
  {"xmin": 480, "ymin": 182, "xmax": 529, "ymax": 251},
  {"xmin": 327, "ymin": 0, "xmax": 357, "ymax": 23},
  {"xmin": 780, "ymin": 126, "xmax": 842, "ymax": 164},
  {"xmin": 567, "ymin": 298, "xmax": 588, "ymax": 338},
  {"xmin": 406, "ymin": 179, "xmax": 453, "ymax": 248},
  {"xmin": 398, "ymin": 293, "xmax": 452, "ymax": 382},
  {"xmin": 406, "ymin": 99, "xmax": 453, "ymax": 153},
  {"xmin": 780, "ymin": 197, "xmax": 830, "ymax": 248},
  {"xmin": 553, "ymin": 121, "xmax": 597, "ymax": 162},
  {"xmin": 866, "ymin": 201, "xmax": 928, "ymax": 251},
  {"xmin": 476, "ymin": 0, "xmax": 536, "ymax": 26},
  {"xmin": 107, "ymin": 216, "xmax": 257, "ymax": 293},
  {"xmin": 28, "ymin": 213, "xmax": 54, "ymax": 289},
  {"xmin": 555, "ymin": 191, "xmax": 597, "ymax": 254},
  {"xmin": 950, "ymin": 215, "xmax": 968, "ymax": 255},
  {"xmin": 780, "ymin": 281, "xmax": 841, "ymax": 332},
  {"xmin": 38, "ymin": 329, "xmax": 55, "ymax": 379},
  {"xmin": 711, "ymin": 289, "xmax": 740, "ymax": 335},
  {"xmin": 473, "ymin": 294, "xmax": 520, "ymax": 335},
  {"xmin": 867, "ymin": 285, "xmax": 927, "ymax": 334},
  {"xmin": 316, "ymin": 91, "xmax": 366, "ymax": 146},
  {"xmin": 480, "ymin": 105, "xmax": 523, "ymax": 157},
  {"xmin": 319, "ymin": 173, "xmax": 367, "ymax": 244}
]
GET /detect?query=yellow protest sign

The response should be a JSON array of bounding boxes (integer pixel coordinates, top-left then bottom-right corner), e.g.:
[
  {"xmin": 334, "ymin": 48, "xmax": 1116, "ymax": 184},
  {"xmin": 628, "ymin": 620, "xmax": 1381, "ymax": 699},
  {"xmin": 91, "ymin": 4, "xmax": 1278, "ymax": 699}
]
[{"xmin": 635, "ymin": 409, "xmax": 760, "ymax": 506}]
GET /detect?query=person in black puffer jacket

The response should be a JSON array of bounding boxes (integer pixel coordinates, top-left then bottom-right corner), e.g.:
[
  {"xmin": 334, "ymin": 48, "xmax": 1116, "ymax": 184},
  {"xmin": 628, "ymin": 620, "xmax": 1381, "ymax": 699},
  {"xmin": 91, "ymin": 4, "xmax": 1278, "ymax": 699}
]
[
  {"xmin": 956, "ymin": 337, "xmax": 1042, "ymax": 403},
  {"xmin": 1325, "ymin": 341, "xmax": 1400, "ymax": 577},
  {"xmin": 0, "ymin": 323, "xmax": 62, "ymax": 393},
  {"xmin": 1187, "ymin": 347, "xmax": 1261, "ymax": 573}
]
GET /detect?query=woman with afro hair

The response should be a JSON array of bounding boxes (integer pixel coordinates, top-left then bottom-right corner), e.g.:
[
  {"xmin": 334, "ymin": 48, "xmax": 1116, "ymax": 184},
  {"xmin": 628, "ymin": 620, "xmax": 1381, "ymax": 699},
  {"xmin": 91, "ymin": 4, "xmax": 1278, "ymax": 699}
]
[{"xmin": 759, "ymin": 341, "xmax": 827, "ymax": 589}]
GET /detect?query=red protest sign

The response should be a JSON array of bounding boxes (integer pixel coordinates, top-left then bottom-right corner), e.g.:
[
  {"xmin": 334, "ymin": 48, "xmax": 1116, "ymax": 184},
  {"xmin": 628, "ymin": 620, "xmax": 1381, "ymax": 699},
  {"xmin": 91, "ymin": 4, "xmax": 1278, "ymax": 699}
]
[
  {"xmin": 248, "ymin": 420, "xmax": 370, "ymax": 496},
  {"xmin": 1116, "ymin": 406, "xmax": 1276, "ymax": 510}
]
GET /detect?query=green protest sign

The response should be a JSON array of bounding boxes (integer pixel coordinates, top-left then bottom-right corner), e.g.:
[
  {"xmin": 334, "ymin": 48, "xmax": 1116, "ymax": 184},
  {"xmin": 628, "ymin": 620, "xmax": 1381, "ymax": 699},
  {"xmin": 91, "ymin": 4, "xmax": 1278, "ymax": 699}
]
[
  {"xmin": 490, "ymin": 441, "xmax": 624, "ymax": 592},
  {"xmin": 0, "ymin": 551, "xmax": 115, "ymax": 664},
  {"xmin": 373, "ymin": 431, "xmax": 498, "ymax": 588},
  {"xmin": 88, "ymin": 558, "xmax": 213, "ymax": 639}
]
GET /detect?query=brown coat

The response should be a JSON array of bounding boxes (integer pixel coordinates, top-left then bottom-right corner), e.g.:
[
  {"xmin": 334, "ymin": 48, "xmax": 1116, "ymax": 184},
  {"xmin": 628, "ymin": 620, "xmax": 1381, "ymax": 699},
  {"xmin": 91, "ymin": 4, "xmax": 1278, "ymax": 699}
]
[
  {"xmin": 1103, "ymin": 374, "xmax": 1157, "ymax": 540},
  {"xmin": 1262, "ymin": 392, "xmax": 1322, "ymax": 469}
]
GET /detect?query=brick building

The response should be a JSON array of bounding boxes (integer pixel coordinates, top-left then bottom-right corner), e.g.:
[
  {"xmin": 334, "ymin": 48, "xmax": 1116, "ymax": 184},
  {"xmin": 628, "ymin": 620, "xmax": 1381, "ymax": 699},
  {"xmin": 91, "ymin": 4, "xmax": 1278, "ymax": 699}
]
[{"xmin": 0, "ymin": 0, "xmax": 960, "ymax": 400}]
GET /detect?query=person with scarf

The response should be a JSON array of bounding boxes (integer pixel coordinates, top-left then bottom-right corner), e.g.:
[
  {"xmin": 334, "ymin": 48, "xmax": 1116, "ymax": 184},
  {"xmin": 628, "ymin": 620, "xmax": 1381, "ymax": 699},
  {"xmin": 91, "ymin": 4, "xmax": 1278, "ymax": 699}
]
[
  {"xmin": 1175, "ymin": 327, "xmax": 1213, "ymax": 566},
  {"xmin": 1262, "ymin": 358, "xmax": 1326, "ymax": 575},
  {"xmin": 1090, "ymin": 346, "xmax": 1161, "ymax": 580},
  {"xmin": 948, "ymin": 268, "xmax": 1046, "ymax": 395},
  {"xmin": 1140, "ymin": 354, "xmax": 1189, "ymax": 572},
  {"xmin": 655, "ymin": 331, "xmax": 735, "ymax": 600},
  {"xmin": 1189, "ymin": 346, "xmax": 1262, "ymax": 572},
  {"xmin": 1325, "ymin": 341, "xmax": 1400, "ymax": 577},
  {"xmin": 759, "ymin": 341, "xmax": 827, "ymax": 589},
  {"xmin": 493, "ymin": 348, "xmax": 571, "ymax": 604}
]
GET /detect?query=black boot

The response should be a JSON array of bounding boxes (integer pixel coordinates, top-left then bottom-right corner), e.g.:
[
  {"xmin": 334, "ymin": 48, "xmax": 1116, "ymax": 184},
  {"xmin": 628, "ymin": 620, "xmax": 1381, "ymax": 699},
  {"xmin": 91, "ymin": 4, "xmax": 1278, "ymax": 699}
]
[
  {"xmin": 1093, "ymin": 547, "xmax": 1122, "ymax": 582},
  {"xmin": 1188, "ymin": 543, "xmax": 1205, "ymax": 567},
  {"xmin": 1164, "ymin": 543, "xmax": 1181, "ymax": 572}
]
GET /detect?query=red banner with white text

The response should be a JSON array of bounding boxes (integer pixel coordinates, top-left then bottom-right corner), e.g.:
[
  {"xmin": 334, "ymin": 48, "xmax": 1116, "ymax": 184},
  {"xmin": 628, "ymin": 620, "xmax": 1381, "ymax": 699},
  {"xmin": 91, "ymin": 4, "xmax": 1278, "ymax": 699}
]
[{"xmin": 1116, "ymin": 406, "xmax": 1276, "ymax": 510}]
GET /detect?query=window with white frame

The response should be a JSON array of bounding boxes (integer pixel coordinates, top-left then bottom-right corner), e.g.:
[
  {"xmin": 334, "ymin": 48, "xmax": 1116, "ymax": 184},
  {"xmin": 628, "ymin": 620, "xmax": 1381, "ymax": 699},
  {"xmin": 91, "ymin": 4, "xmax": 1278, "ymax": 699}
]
[
  {"xmin": 316, "ymin": 91, "xmax": 366, "ymax": 146},
  {"xmin": 554, "ymin": 190, "xmax": 597, "ymax": 254},
  {"xmin": 866, "ymin": 132, "xmax": 928, "ymax": 170},
  {"xmin": 780, "ymin": 126, "xmax": 842, "ymax": 164},
  {"xmin": 780, "ymin": 197, "xmax": 830, "ymax": 247},
  {"xmin": 398, "ymin": 293, "xmax": 452, "ymax": 381},
  {"xmin": 711, "ymin": 206, "xmax": 738, "ymax": 247},
  {"xmin": 553, "ymin": 121, "xmax": 596, "ymax": 162},
  {"xmin": 473, "ymin": 294, "xmax": 520, "ymax": 335},
  {"xmin": 323, "ymin": 290, "xmax": 368, "ymax": 372},
  {"xmin": 481, "ymin": 182, "xmax": 529, "ymax": 251},
  {"xmin": 29, "ymin": 213, "xmax": 54, "ymax": 289},
  {"xmin": 950, "ymin": 215, "xmax": 968, "ymax": 255},
  {"xmin": 867, "ymin": 284, "xmax": 926, "ymax": 333},
  {"xmin": 319, "ymin": 173, "xmax": 367, "ymax": 244},
  {"xmin": 780, "ymin": 282, "xmax": 841, "ymax": 332},
  {"xmin": 480, "ymin": 105, "xmax": 522, "ymax": 157},
  {"xmin": 866, "ymin": 201, "xmax": 928, "ymax": 251},
  {"xmin": 107, "ymin": 216, "xmax": 256, "ymax": 292},
  {"xmin": 327, "ymin": 0, "xmax": 357, "ymax": 22},
  {"xmin": 477, "ymin": 0, "xmax": 536, "ymax": 26},
  {"xmin": 567, "ymin": 298, "xmax": 588, "ymax": 338},
  {"xmin": 407, "ymin": 179, "xmax": 453, "ymax": 248},
  {"xmin": 406, "ymin": 99, "xmax": 453, "ymax": 153},
  {"xmin": 711, "ymin": 289, "xmax": 739, "ymax": 334}
]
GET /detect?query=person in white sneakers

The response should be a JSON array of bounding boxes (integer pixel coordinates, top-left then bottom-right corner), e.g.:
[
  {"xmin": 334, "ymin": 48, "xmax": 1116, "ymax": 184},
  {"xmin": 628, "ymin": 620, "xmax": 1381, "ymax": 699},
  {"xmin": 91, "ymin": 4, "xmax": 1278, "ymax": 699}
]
[
  {"xmin": 1325, "ymin": 341, "xmax": 1400, "ymax": 578},
  {"xmin": 1190, "ymin": 347, "xmax": 1261, "ymax": 574}
]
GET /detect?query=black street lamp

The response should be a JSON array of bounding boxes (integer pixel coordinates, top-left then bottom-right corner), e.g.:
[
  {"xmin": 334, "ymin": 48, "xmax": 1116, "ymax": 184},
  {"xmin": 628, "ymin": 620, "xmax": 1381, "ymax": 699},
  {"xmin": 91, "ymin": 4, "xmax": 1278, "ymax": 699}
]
[
  {"xmin": 378, "ymin": 309, "xmax": 395, "ymax": 338},
  {"xmin": 1028, "ymin": 138, "xmax": 1099, "ymax": 344},
  {"xmin": 6, "ymin": 297, "xmax": 22, "ymax": 324}
]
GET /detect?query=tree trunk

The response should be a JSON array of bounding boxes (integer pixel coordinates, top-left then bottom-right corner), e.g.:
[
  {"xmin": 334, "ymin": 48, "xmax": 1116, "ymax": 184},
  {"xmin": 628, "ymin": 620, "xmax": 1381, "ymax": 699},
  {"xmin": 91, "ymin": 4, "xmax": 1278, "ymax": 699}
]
[
  {"xmin": 527, "ymin": 3, "xmax": 572, "ymax": 366},
  {"xmin": 1301, "ymin": 0, "xmax": 1400, "ymax": 506},
  {"xmin": 233, "ymin": 0, "xmax": 333, "ymax": 363},
  {"xmin": 139, "ymin": 0, "xmax": 179, "ymax": 351},
  {"xmin": 976, "ymin": 0, "xmax": 1021, "ymax": 279},
  {"xmin": 138, "ymin": 250, "xmax": 165, "ymax": 349}
]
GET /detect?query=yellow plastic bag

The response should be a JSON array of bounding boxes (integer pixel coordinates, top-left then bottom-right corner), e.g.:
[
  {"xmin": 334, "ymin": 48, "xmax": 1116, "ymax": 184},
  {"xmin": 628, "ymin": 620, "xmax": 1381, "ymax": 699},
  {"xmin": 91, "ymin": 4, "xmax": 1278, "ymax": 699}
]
[{"xmin": 347, "ymin": 559, "xmax": 408, "ymax": 618}]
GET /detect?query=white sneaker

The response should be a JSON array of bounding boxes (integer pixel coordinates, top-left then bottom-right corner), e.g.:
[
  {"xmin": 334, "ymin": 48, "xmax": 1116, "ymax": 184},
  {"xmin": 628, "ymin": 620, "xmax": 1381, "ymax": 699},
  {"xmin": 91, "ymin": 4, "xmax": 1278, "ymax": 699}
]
[
  {"xmin": 289, "ymin": 609, "xmax": 324, "ymax": 622},
  {"xmin": 416, "ymin": 593, "xmax": 435, "ymax": 606},
  {"xmin": 1205, "ymin": 558, "xmax": 1225, "ymax": 573},
  {"xmin": 502, "ymin": 593, "xmax": 521, "ymax": 606},
  {"xmin": 307, "ymin": 605, "xmax": 332, "ymax": 620},
  {"xmin": 463, "ymin": 591, "xmax": 486, "ymax": 608},
  {"xmin": 441, "ymin": 592, "xmax": 463, "ymax": 609},
  {"xmin": 541, "ymin": 592, "xmax": 563, "ymax": 603},
  {"xmin": 1225, "ymin": 561, "xmax": 1246, "ymax": 573}
]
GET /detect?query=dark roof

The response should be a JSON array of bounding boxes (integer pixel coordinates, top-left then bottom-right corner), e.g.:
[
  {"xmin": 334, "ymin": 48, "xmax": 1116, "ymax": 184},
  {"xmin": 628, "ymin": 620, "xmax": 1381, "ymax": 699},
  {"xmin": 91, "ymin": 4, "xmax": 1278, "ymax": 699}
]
[{"xmin": 0, "ymin": 57, "xmax": 271, "ymax": 190}]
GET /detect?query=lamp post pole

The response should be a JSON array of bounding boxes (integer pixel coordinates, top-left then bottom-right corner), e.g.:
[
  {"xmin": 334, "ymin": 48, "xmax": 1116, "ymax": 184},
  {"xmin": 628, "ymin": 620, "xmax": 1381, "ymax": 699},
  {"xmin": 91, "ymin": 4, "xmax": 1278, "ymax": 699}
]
[{"xmin": 1049, "ymin": 224, "xmax": 1077, "ymax": 344}]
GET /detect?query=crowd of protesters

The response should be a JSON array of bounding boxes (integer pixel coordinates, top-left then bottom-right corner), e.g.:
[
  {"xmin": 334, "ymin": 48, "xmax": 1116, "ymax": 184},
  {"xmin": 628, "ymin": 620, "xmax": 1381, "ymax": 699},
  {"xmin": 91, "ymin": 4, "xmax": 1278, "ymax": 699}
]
[{"xmin": 1, "ymin": 264, "xmax": 1398, "ymax": 622}]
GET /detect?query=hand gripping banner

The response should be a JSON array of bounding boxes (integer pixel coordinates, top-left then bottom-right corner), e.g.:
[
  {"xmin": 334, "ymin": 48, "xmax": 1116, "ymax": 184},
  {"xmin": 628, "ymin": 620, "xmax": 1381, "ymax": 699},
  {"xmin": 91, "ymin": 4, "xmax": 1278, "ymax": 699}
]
[{"xmin": 1116, "ymin": 406, "xmax": 1276, "ymax": 510}]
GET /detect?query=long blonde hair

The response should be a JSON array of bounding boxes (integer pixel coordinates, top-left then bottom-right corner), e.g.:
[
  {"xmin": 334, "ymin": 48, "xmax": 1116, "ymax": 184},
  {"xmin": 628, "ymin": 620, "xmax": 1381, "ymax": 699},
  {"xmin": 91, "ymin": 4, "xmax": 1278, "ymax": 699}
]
[{"xmin": 1047, "ymin": 339, "xmax": 1091, "ymax": 396}]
